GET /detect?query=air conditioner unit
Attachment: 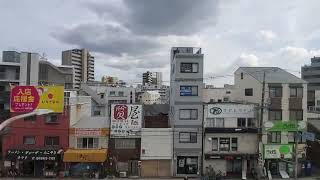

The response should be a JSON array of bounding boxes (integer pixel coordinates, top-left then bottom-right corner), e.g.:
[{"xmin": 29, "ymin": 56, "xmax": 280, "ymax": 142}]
[{"xmin": 119, "ymin": 171, "xmax": 127, "ymax": 178}]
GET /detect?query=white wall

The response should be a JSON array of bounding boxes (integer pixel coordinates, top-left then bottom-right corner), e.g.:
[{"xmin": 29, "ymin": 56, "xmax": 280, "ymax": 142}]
[
  {"xmin": 141, "ymin": 128, "xmax": 172, "ymax": 160},
  {"xmin": 203, "ymin": 88, "xmax": 233, "ymax": 103},
  {"xmin": 19, "ymin": 52, "xmax": 39, "ymax": 85},
  {"xmin": 69, "ymin": 96, "xmax": 92, "ymax": 126}
]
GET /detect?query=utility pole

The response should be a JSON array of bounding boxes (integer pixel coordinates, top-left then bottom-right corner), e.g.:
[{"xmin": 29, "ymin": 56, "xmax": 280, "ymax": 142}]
[
  {"xmin": 260, "ymin": 71, "xmax": 266, "ymax": 130},
  {"xmin": 294, "ymin": 131, "xmax": 299, "ymax": 179}
]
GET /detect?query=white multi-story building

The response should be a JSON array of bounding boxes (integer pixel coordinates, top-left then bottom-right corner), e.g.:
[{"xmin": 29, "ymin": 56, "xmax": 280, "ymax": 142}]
[
  {"xmin": 170, "ymin": 47, "xmax": 204, "ymax": 177},
  {"xmin": 203, "ymin": 84, "xmax": 234, "ymax": 103},
  {"xmin": 141, "ymin": 91, "xmax": 161, "ymax": 104},
  {"xmin": 203, "ymin": 102, "xmax": 258, "ymax": 179},
  {"xmin": 62, "ymin": 49, "xmax": 95, "ymax": 89},
  {"xmin": 143, "ymin": 71, "xmax": 162, "ymax": 86},
  {"xmin": 233, "ymin": 67, "xmax": 308, "ymax": 178}
]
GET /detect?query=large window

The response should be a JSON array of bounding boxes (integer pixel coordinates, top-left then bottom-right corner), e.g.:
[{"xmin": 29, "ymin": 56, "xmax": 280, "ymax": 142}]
[
  {"xmin": 212, "ymin": 138, "xmax": 218, "ymax": 151},
  {"xmin": 179, "ymin": 132, "xmax": 197, "ymax": 143},
  {"xmin": 237, "ymin": 118, "xmax": 246, "ymax": 128},
  {"xmin": 44, "ymin": 136, "xmax": 59, "ymax": 146},
  {"xmin": 290, "ymin": 87, "xmax": 303, "ymax": 97},
  {"xmin": 245, "ymin": 88, "xmax": 253, "ymax": 96},
  {"xmin": 77, "ymin": 137, "xmax": 99, "ymax": 149},
  {"xmin": 23, "ymin": 136, "xmax": 35, "ymax": 145},
  {"xmin": 206, "ymin": 118, "xmax": 224, "ymax": 127},
  {"xmin": 269, "ymin": 110, "xmax": 282, "ymax": 121},
  {"xmin": 289, "ymin": 110, "xmax": 303, "ymax": 121},
  {"xmin": 269, "ymin": 87, "xmax": 282, "ymax": 97},
  {"xmin": 179, "ymin": 109, "xmax": 198, "ymax": 120},
  {"xmin": 268, "ymin": 132, "xmax": 281, "ymax": 143},
  {"xmin": 247, "ymin": 118, "xmax": 256, "ymax": 128},
  {"xmin": 180, "ymin": 86, "xmax": 198, "ymax": 96},
  {"xmin": 231, "ymin": 138, "xmax": 238, "ymax": 151},
  {"xmin": 219, "ymin": 138, "xmax": 230, "ymax": 151},
  {"xmin": 115, "ymin": 139, "xmax": 136, "ymax": 149},
  {"xmin": 180, "ymin": 63, "xmax": 199, "ymax": 73}
]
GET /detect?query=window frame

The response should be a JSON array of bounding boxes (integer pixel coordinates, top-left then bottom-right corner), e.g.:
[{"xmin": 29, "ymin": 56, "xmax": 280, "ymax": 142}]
[
  {"xmin": 180, "ymin": 86, "xmax": 198, "ymax": 96},
  {"xmin": 237, "ymin": 118, "xmax": 246, "ymax": 128},
  {"xmin": 231, "ymin": 138, "xmax": 238, "ymax": 151},
  {"xmin": 289, "ymin": 110, "xmax": 303, "ymax": 121},
  {"xmin": 269, "ymin": 110, "xmax": 282, "ymax": 121},
  {"xmin": 179, "ymin": 109, "xmax": 198, "ymax": 120},
  {"xmin": 219, "ymin": 138, "xmax": 230, "ymax": 151},
  {"xmin": 212, "ymin": 138, "xmax": 218, "ymax": 151},
  {"xmin": 23, "ymin": 136, "xmax": 36, "ymax": 145},
  {"xmin": 245, "ymin": 88, "xmax": 253, "ymax": 96},
  {"xmin": 269, "ymin": 87, "xmax": 282, "ymax": 98},
  {"xmin": 45, "ymin": 114, "xmax": 59, "ymax": 124},
  {"xmin": 179, "ymin": 132, "xmax": 197, "ymax": 143},
  {"xmin": 44, "ymin": 136, "xmax": 59, "ymax": 146},
  {"xmin": 115, "ymin": 139, "xmax": 136, "ymax": 149},
  {"xmin": 290, "ymin": 87, "xmax": 303, "ymax": 98},
  {"xmin": 180, "ymin": 63, "xmax": 199, "ymax": 73},
  {"xmin": 268, "ymin": 132, "xmax": 281, "ymax": 143},
  {"xmin": 76, "ymin": 137, "xmax": 99, "ymax": 149},
  {"xmin": 247, "ymin": 118, "xmax": 256, "ymax": 128}
]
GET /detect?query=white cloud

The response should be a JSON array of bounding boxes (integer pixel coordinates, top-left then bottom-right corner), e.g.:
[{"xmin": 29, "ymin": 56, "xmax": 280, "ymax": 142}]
[
  {"xmin": 257, "ymin": 30, "xmax": 277, "ymax": 44},
  {"xmin": 237, "ymin": 53, "xmax": 259, "ymax": 66}
]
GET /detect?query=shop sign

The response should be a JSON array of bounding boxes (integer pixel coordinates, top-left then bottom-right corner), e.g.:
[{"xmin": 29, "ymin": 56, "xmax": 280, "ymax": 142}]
[
  {"xmin": 264, "ymin": 144, "xmax": 293, "ymax": 159},
  {"xmin": 111, "ymin": 104, "xmax": 142, "ymax": 137},
  {"xmin": 10, "ymin": 86, "xmax": 64, "ymax": 113},
  {"xmin": 7, "ymin": 149, "xmax": 59, "ymax": 161},
  {"xmin": 264, "ymin": 121, "xmax": 306, "ymax": 132},
  {"xmin": 207, "ymin": 104, "xmax": 255, "ymax": 118},
  {"xmin": 75, "ymin": 128, "xmax": 102, "ymax": 137}
]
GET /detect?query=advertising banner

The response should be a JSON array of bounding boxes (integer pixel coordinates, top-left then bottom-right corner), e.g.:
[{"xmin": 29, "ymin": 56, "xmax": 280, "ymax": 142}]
[
  {"xmin": 207, "ymin": 104, "xmax": 255, "ymax": 118},
  {"xmin": 10, "ymin": 86, "xmax": 64, "ymax": 113},
  {"xmin": 264, "ymin": 121, "xmax": 306, "ymax": 132},
  {"xmin": 111, "ymin": 104, "xmax": 142, "ymax": 137},
  {"xmin": 264, "ymin": 144, "xmax": 293, "ymax": 159},
  {"xmin": 7, "ymin": 149, "xmax": 59, "ymax": 161}
]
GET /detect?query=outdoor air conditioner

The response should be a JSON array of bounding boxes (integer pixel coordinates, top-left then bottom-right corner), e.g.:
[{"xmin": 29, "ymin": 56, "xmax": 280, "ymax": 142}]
[{"xmin": 119, "ymin": 171, "xmax": 127, "ymax": 178}]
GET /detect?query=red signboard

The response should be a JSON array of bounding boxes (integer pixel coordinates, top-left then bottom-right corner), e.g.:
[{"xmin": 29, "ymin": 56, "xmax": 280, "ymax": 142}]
[
  {"xmin": 113, "ymin": 105, "xmax": 128, "ymax": 120},
  {"xmin": 10, "ymin": 86, "xmax": 40, "ymax": 112}
]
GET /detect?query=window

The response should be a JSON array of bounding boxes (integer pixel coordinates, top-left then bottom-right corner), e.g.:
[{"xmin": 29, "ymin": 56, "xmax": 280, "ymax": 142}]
[
  {"xmin": 179, "ymin": 132, "xmax": 197, "ymax": 143},
  {"xmin": 179, "ymin": 109, "xmax": 198, "ymax": 120},
  {"xmin": 269, "ymin": 87, "xmax": 282, "ymax": 97},
  {"xmin": 93, "ymin": 110, "xmax": 101, "ymax": 116},
  {"xmin": 100, "ymin": 93, "xmax": 104, "ymax": 99},
  {"xmin": 109, "ymin": 91, "xmax": 116, "ymax": 96},
  {"xmin": 290, "ymin": 87, "xmax": 303, "ymax": 97},
  {"xmin": 219, "ymin": 138, "xmax": 230, "ymax": 151},
  {"xmin": 64, "ymin": 92, "xmax": 70, "ymax": 105},
  {"xmin": 77, "ymin": 137, "xmax": 99, "ymax": 149},
  {"xmin": 215, "ymin": 118, "xmax": 224, "ymax": 127},
  {"xmin": 23, "ymin": 136, "xmax": 35, "ymax": 145},
  {"xmin": 268, "ymin": 132, "xmax": 281, "ymax": 143},
  {"xmin": 115, "ymin": 139, "xmax": 136, "ymax": 149},
  {"xmin": 45, "ymin": 114, "xmax": 58, "ymax": 123},
  {"xmin": 118, "ymin": 91, "xmax": 124, "ymax": 96},
  {"xmin": 240, "ymin": 72, "xmax": 244, "ymax": 79},
  {"xmin": 289, "ymin": 110, "xmax": 303, "ymax": 121},
  {"xmin": 223, "ymin": 97, "xmax": 229, "ymax": 102},
  {"xmin": 247, "ymin": 118, "xmax": 256, "ymax": 128},
  {"xmin": 0, "ymin": 86, "xmax": 5, "ymax": 91},
  {"xmin": 180, "ymin": 63, "xmax": 199, "ymax": 73},
  {"xmin": 44, "ymin": 136, "xmax": 59, "ymax": 146},
  {"xmin": 226, "ymin": 91, "xmax": 231, "ymax": 94},
  {"xmin": 24, "ymin": 115, "xmax": 36, "ymax": 121},
  {"xmin": 231, "ymin": 138, "xmax": 238, "ymax": 151},
  {"xmin": 180, "ymin": 86, "xmax": 198, "ymax": 96},
  {"xmin": 288, "ymin": 132, "xmax": 295, "ymax": 143},
  {"xmin": 269, "ymin": 110, "xmax": 282, "ymax": 121},
  {"xmin": 245, "ymin": 88, "xmax": 253, "ymax": 96},
  {"xmin": 237, "ymin": 118, "xmax": 246, "ymax": 127},
  {"xmin": 212, "ymin": 138, "xmax": 218, "ymax": 151}
]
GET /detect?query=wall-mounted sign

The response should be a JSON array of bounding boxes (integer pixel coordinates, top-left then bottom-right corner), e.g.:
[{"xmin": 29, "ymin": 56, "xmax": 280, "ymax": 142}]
[
  {"xmin": 207, "ymin": 104, "xmax": 255, "ymax": 118},
  {"xmin": 70, "ymin": 128, "xmax": 109, "ymax": 137},
  {"xmin": 111, "ymin": 104, "xmax": 142, "ymax": 137},
  {"xmin": 10, "ymin": 86, "xmax": 64, "ymax": 113},
  {"xmin": 264, "ymin": 121, "xmax": 306, "ymax": 132},
  {"xmin": 7, "ymin": 149, "xmax": 59, "ymax": 161},
  {"xmin": 264, "ymin": 144, "xmax": 293, "ymax": 159}
]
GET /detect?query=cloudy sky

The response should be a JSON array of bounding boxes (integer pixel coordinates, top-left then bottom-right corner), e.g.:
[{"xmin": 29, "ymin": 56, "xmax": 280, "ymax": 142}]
[{"xmin": 1, "ymin": 0, "xmax": 320, "ymax": 86}]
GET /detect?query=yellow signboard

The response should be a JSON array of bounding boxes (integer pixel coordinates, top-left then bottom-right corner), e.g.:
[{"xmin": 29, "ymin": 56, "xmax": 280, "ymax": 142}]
[{"xmin": 10, "ymin": 86, "xmax": 64, "ymax": 113}]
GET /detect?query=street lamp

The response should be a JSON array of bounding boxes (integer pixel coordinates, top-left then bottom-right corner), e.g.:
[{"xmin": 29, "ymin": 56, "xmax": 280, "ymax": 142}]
[{"xmin": 0, "ymin": 109, "xmax": 53, "ymax": 131}]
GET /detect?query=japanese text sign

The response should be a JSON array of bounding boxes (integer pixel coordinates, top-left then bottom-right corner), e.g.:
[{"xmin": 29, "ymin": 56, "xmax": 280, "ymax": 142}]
[
  {"xmin": 111, "ymin": 104, "xmax": 142, "ymax": 137},
  {"xmin": 10, "ymin": 86, "xmax": 64, "ymax": 113},
  {"xmin": 7, "ymin": 149, "xmax": 58, "ymax": 161},
  {"xmin": 264, "ymin": 144, "xmax": 293, "ymax": 159},
  {"xmin": 207, "ymin": 104, "xmax": 255, "ymax": 118}
]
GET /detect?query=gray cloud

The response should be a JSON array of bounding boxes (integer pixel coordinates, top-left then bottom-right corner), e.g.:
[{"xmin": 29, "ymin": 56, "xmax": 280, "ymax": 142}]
[
  {"xmin": 87, "ymin": 0, "xmax": 219, "ymax": 36},
  {"xmin": 51, "ymin": 23, "xmax": 160, "ymax": 56}
]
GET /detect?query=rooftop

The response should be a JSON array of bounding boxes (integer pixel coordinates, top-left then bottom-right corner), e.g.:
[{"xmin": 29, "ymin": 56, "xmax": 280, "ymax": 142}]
[{"xmin": 238, "ymin": 67, "xmax": 306, "ymax": 84}]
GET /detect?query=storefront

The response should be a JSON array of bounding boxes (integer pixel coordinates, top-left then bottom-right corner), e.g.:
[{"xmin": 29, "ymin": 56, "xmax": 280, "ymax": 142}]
[
  {"xmin": 6, "ymin": 149, "xmax": 62, "ymax": 177},
  {"xmin": 177, "ymin": 156, "xmax": 198, "ymax": 175},
  {"xmin": 63, "ymin": 149, "xmax": 108, "ymax": 177},
  {"xmin": 204, "ymin": 154, "xmax": 257, "ymax": 177},
  {"xmin": 264, "ymin": 144, "xmax": 293, "ymax": 176}
]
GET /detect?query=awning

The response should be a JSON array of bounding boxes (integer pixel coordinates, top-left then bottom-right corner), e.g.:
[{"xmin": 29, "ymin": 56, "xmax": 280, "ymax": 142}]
[{"xmin": 63, "ymin": 149, "xmax": 107, "ymax": 162}]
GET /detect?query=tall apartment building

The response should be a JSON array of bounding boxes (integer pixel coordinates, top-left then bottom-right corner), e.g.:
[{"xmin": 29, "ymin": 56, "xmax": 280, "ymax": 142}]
[
  {"xmin": 169, "ymin": 47, "xmax": 204, "ymax": 177},
  {"xmin": 301, "ymin": 57, "xmax": 320, "ymax": 108},
  {"xmin": 233, "ymin": 67, "xmax": 307, "ymax": 178},
  {"xmin": 143, "ymin": 71, "xmax": 162, "ymax": 85},
  {"xmin": 62, "ymin": 49, "xmax": 95, "ymax": 89}
]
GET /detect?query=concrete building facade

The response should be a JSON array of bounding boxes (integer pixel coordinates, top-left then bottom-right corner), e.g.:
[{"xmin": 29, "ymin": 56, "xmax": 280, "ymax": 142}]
[
  {"xmin": 142, "ymin": 71, "xmax": 162, "ymax": 86},
  {"xmin": 170, "ymin": 47, "xmax": 204, "ymax": 176},
  {"xmin": 202, "ymin": 84, "xmax": 234, "ymax": 103},
  {"xmin": 233, "ymin": 67, "xmax": 308, "ymax": 178},
  {"xmin": 62, "ymin": 49, "xmax": 94, "ymax": 89},
  {"xmin": 141, "ymin": 91, "xmax": 161, "ymax": 104}
]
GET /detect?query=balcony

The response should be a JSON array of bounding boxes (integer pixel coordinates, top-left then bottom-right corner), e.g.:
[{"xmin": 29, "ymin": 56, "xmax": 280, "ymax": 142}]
[{"xmin": 172, "ymin": 47, "xmax": 202, "ymax": 58}]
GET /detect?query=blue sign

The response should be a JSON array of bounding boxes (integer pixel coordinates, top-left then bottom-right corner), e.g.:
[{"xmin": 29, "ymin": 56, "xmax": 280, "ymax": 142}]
[
  {"xmin": 302, "ymin": 132, "xmax": 315, "ymax": 141},
  {"xmin": 180, "ymin": 86, "xmax": 192, "ymax": 96}
]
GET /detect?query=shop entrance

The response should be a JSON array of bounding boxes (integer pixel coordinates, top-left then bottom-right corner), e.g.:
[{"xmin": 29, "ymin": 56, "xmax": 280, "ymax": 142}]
[
  {"xmin": 226, "ymin": 159, "xmax": 242, "ymax": 176},
  {"xmin": 177, "ymin": 156, "xmax": 198, "ymax": 174},
  {"xmin": 21, "ymin": 161, "xmax": 34, "ymax": 176},
  {"xmin": 268, "ymin": 160, "xmax": 279, "ymax": 175},
  {"xmin": 128, "ymin": 160, "xmax": 139, "ymax": 176}
]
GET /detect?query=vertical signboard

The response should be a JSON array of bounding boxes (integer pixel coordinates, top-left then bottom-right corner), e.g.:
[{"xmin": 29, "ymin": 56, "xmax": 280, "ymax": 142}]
[{"xmin": 111, "ymin": 104, "xmax": 142, "ymax": 137}]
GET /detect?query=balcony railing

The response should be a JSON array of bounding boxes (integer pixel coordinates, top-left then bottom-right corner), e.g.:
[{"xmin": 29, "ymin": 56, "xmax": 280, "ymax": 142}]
[{"xmin": 308, "ymin": 106, "xmax": 320, "ymax": 113}]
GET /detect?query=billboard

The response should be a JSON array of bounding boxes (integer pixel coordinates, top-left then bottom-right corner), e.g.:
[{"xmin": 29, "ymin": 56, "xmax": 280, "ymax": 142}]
[
  {"xmin": 264, "ymin": 121, "xmax": 306, "ymax": 132},
  {"xmin": 264, "ymin": 144, "xmax": 293, "ymax": 159},
  {"xmin": 207, "ymin": 104, "xmax": 255, "ymax": 118},
  {"xmin": 10, "ymin": 86, "xmax": 64, "ymax": 113},
  {"xmin": 111, "ymin": 104, "xmax": 142, "ymax": 137}
]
